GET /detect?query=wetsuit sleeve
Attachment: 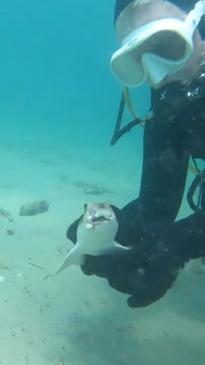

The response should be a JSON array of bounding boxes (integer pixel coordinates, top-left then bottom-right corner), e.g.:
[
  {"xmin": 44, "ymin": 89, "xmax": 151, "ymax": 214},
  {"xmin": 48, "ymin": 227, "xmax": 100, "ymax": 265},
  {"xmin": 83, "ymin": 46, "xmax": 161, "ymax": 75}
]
[
  {"xmin": 137, "ymin": 116, "xmax": 190, "ymax": 221},
  {"xmin": 117, "ymin": 111, "xmax": 190, "ymax": 246}
]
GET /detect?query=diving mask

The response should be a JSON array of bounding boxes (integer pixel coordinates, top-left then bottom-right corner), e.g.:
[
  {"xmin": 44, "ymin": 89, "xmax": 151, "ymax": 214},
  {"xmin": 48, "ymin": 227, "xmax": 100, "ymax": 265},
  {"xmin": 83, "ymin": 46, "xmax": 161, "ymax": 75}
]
[{"xmin": 110, "ymin": 0, "xmax": 205, "ymax": 87}]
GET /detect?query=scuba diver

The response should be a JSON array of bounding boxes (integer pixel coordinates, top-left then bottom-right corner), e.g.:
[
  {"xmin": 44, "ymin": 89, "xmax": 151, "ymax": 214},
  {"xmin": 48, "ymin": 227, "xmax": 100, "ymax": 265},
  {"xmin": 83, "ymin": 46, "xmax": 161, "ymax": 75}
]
[{"xmin": 67, "ymin": 0, "xmax": 205, "ymax": 308}]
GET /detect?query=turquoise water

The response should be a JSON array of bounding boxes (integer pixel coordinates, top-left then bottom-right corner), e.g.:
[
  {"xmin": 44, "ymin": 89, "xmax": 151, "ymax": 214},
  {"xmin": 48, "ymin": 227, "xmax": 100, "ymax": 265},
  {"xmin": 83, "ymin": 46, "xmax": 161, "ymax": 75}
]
[
  {"xmin": 0, "ymin": 0, "xmax": 117, "ymax": 147},
  {"xmin": 0, "ymin": 0, "xmax": 149, "ymax": 152},
  {"xmin": 0, "ymin": 1, "xmax": 205, "ymax": 364}
]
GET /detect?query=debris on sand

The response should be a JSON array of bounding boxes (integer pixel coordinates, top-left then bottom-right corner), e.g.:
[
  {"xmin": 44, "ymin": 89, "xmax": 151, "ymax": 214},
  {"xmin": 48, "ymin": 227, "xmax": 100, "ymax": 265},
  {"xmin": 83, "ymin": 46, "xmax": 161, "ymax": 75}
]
[
  {"xmin": 0, "ymin": 208, "xmax": 15, "ymax": 235},
  {"xmin": 0, "ymin": 208, "xmax": 13, "ymax": 222},
  {"xmin": 73, "ymin": 181, "xmax": 113, "ymax": 196},
  {"xmin": 7, "ymin": 229, "xmax": 15, "ymax": 236},
  {"xmin": 0, "ymin": 275, "xmax": 5, "ymax": 283}
]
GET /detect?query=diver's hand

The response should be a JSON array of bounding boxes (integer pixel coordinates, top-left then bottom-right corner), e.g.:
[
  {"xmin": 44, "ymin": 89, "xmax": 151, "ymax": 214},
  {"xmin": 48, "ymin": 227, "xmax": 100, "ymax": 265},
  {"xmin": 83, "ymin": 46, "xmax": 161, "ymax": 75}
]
[
  {"xmin": 81, "ymin": 247, "xmax": 178, "ymax": 308},
  {"xmin": 66, "ymin": 203, "xmax": 179, "ymax": 308},
  {"xmin": 83, "ymin": 246, "xmax": 179, "ymax": 308}
]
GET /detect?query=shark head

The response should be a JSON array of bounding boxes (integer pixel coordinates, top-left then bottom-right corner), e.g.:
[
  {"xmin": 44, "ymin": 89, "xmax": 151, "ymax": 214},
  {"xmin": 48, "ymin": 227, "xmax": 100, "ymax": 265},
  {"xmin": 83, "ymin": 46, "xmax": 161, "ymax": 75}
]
[{"xmin": 77, "ymin": 202, "xmax": 118, "ymax": 248}]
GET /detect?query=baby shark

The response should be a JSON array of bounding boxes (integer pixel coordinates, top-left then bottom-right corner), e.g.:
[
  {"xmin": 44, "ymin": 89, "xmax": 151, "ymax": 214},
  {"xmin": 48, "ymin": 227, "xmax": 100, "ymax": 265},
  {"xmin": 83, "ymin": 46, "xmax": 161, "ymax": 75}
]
[{"xmin": 51, "ymin": 202, "xmax": 130, "ymax": 277}]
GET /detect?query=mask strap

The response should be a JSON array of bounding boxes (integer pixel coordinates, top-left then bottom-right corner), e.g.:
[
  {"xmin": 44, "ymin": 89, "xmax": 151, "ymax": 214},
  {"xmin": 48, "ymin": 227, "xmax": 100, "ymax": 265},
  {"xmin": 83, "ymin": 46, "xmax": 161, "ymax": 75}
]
[{"xmin": 185, "ymin": 0, "xmax": 205, "ymax": 32}]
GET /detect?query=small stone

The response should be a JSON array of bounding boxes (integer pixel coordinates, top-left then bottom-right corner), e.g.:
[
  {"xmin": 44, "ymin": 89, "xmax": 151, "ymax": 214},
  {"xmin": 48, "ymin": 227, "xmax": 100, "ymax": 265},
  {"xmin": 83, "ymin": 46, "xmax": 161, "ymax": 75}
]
[
  {"xmin": 0, "ymin": 208, "xmax": 13, "ymax": 221},
  {"xmin": 17, "ymin": 273, "xmax": 24, "ymax": 278},
  {"xmin": 7, "ymin": 229, "xmax": 15, "ymax": 236}
]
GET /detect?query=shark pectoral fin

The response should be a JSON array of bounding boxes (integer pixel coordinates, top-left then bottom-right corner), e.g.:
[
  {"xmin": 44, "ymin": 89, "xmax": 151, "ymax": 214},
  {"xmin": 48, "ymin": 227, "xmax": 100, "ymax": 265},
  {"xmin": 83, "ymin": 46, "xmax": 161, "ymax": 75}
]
[
  {"xmin": 97, "ymin": 242, "xmax": 131, "ymax": 256},
  {"xmin": 113, "ymin": 241, "xmax": 131, "ymax": 251},
  {"xmin": 52, "ymin": 246, "xmax": 84, "ymax": 277},
  {"xmin": 98, "ymin": 242, "xmax": 131, "ymax": 256}
]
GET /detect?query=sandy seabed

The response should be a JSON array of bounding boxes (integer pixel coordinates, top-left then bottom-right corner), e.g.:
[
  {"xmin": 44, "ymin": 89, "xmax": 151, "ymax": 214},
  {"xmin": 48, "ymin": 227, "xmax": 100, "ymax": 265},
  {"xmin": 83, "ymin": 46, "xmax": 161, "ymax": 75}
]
[{"xmin": 0, "ymin": 144, "xmax": 205, "ymax": 365}]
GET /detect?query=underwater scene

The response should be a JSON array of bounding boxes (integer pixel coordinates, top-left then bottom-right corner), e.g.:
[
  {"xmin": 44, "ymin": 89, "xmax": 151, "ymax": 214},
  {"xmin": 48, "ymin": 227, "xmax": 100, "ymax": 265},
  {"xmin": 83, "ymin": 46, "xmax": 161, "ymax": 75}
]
[{"xmin": 0, "ymin": 0, "xmax": 205, "ymax": 364}]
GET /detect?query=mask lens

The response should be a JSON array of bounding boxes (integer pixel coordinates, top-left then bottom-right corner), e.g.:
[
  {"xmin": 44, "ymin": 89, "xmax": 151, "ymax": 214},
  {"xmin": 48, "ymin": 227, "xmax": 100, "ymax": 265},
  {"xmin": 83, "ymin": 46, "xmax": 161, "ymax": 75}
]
[
  {"xmin": 149, "ymin": 31, "xmax": 186, "ymax": 60},
  {"xmin": 129, "ymin": 30, "xmax": 187, "ymax": 62}
]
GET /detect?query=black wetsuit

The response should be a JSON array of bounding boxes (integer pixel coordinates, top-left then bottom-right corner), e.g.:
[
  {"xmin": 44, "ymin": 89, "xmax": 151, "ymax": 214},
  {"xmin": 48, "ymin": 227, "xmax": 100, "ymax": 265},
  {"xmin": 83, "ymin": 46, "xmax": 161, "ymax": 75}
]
[{"xmin": 67, "ymin": 0, "xmax": 205, "ymax": 307}]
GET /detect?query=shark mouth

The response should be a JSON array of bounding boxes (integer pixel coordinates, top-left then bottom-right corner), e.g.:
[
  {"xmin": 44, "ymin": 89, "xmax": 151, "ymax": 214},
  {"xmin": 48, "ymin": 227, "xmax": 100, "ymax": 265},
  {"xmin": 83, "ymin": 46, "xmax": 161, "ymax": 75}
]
[
  {"xmin": 85, "ymin": 213, "xmax": 113, "ymax": 230},
  {"xmin": 84, "ymin": 203, "xmax": 115, "ymax": 229},
  {"xmin": 92, "ymin": 215, "xmax": 111, "ymax": 224}
]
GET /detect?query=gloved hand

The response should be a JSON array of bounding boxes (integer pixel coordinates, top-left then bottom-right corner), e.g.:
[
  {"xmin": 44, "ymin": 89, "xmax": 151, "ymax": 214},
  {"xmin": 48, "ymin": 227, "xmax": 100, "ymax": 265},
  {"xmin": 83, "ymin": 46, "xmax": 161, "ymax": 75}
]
[{"xmin": 66, "ymin": 201, "xmax": 179, "ymax": 307}]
